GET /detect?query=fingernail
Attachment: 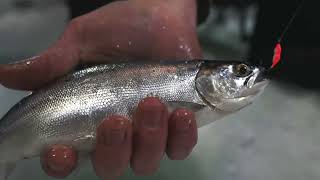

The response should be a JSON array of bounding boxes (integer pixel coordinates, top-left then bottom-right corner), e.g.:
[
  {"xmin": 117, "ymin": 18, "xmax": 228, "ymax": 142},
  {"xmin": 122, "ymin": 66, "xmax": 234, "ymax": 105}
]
[
  {"xmin": 174, "ymin": 109, "xmax": 194, "ymax": 131},
  {"xmin": 104, "ymin": 116, "xmax": 127, "ymax": 145},
  {"xmin": 139, "ymin": 97, "xmax": 165, "ymax": 129},
  {"xmin": 41, "ymin": 145, "xmax": 78, "ymax": 178}
]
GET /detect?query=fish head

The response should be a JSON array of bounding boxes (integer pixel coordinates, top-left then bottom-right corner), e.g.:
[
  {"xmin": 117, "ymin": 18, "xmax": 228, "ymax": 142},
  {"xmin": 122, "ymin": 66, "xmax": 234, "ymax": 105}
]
[{"xmin": 196, "ymin": 61, "xmax": 269, "ymax": 112}]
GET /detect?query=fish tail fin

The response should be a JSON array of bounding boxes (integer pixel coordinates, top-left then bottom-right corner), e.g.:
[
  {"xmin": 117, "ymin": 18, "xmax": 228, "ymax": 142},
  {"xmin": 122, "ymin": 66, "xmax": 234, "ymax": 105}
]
[{"xmin": 0, "ymin": 163, "xmax": 16, "ymax": 180}]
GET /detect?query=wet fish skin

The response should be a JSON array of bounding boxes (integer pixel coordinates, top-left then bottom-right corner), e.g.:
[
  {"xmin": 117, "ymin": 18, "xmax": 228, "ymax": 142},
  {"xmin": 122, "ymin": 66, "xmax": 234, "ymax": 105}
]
[{"xmin": 0, "ymin": 60, "xmax": 268, "ymax": 165}]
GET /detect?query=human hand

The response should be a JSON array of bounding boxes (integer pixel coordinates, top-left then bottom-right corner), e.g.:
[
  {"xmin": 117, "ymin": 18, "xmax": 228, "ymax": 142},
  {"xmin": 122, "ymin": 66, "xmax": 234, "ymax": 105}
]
[
  {"xmin": 41, "ymin": 97, "xmax": 198, "ymax": 179},
  {"xmin": 0, "ymin": 0, "xmax": 202, "ymax": 179}
]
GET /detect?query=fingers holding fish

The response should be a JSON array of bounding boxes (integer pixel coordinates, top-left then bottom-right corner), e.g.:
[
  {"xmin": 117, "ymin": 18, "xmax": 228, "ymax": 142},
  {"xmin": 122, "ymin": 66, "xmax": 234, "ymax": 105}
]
[
  {"xmin": 166, "ymin": 108, "xmax": 198, "ymax": 160},
  {"xmin": 92, "ymin": 115, "xmax": 132, "ymax": 179},
  {"xmin": 92, "ymin": 98, "xmax": 198, "ymax": 177},
  {"xmin": 131, "ymin": 97, "xmax": 169, "ymax": 176},
  {"xmin": 40, "ymin": 144, "xmax": 78, "ymax": 178}
]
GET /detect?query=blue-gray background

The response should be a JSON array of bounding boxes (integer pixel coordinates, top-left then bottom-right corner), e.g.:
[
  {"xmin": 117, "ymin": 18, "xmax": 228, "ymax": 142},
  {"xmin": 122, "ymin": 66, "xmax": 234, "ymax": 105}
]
[{"xmin": 1, "ymin": 1, "xmax": 320, "ymax": 180}]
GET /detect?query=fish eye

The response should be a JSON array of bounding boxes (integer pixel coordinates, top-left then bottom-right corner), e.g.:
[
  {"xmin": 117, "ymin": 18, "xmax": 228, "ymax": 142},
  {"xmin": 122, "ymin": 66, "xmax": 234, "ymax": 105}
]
[{"xmin": 233, "ymin": 63, "xmax": 251, "ymax": 77}]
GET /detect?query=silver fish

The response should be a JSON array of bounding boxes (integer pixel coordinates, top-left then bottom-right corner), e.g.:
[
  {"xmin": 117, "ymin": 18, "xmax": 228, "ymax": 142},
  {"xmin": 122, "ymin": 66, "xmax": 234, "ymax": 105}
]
[{"xmin": 0, "ymin": 60, "xmax": 268, "ymax": 178}]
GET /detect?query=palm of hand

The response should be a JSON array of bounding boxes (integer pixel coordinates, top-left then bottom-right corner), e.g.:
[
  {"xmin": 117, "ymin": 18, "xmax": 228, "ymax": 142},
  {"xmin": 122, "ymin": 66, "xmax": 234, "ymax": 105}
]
[{"xmin": 0, "ymin": 0, "xmax": 202, "ymax": 179}]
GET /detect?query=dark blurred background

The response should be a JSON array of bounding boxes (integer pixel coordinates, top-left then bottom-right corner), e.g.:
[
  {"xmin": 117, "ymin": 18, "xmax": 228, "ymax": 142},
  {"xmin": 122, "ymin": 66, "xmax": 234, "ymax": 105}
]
[
  {"xmin": 65, "ymin": 0, "xmax": 320, "ymax": 89},
  {"xmin": 204, "ymin": 0, "xmax": 319, "ymax": 89},
  {"xmin": 0, "ymin": 0, "xmax": 319, "ymax": 89},
  {"xmin": 1, "ymin": 1, "xmax": 320, "ymax": 180},
  {"xmin": 249, "ymin": 0, "xmax": 319, "ymax": 89}
]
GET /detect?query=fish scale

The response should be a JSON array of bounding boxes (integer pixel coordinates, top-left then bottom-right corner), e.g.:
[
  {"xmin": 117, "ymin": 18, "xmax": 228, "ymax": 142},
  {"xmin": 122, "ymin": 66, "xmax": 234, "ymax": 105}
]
[{"xmin": 0, "ymin": 60, "xmax": 268, "ymax": 179}]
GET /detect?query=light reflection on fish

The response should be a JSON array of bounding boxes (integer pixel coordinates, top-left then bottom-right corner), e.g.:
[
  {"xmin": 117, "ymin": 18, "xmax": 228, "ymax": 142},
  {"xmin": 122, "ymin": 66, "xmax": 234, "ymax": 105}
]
[{"xmin": 0, "ymin": 59, "xmax": 269, "ymax": 179}]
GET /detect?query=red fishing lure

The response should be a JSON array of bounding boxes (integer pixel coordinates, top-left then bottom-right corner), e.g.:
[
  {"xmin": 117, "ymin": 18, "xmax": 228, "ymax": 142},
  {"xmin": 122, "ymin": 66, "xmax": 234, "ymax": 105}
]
[
  {"xmin": 270, "ymin": 0, "xmax": 303, "ymax": 69},
  {"xmin": 271, "ymin": 43, "xmax": 282, "ymax": 68}
]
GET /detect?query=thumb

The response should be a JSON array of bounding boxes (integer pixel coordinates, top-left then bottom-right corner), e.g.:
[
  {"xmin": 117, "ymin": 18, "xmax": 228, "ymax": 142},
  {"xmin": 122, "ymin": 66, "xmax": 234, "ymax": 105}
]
[{"xmin": 0, "ymin": 20, "xmax": 82, "ymax": 91}]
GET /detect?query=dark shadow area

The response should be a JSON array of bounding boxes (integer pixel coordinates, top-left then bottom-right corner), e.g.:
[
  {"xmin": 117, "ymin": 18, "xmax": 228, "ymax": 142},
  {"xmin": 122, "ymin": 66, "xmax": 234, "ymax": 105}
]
[
  {"xmin": 66, "ymin": 0, "xmax": 210, "ymax": 25},
  {"xmin": 13, "ymin": 0, "xmax": 34, "ymax": 10},
  {"xmin": 249, "ymin": 0, "xmax": 320, "ymax": 89},
  {"xmin": 66, "ymin": 0, "xmax": 112, "ymax": 19},
  {"xmin": 200, "ymin": 0, "xmax": 320, "ymax": 90}
]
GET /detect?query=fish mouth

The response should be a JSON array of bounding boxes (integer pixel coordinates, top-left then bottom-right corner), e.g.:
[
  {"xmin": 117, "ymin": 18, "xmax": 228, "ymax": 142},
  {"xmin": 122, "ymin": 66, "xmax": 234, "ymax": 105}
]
[
  {"xmin": 251, "ymin": 66, "xmax": 269, "ymax": 91},
  {"xmin": 254, "ymin": 69, "xmax": 270, "ymax": 86},
  {"xmin": 255, "ymin": 67, "xmax": 270, "ymax": 90},
  {"xmin": 241, "ymin": 74, "xmax": 269, "ymax": 98},
  {"xmin": 255, "ymin": 69, "xmax": 267, "ymax": 84}
]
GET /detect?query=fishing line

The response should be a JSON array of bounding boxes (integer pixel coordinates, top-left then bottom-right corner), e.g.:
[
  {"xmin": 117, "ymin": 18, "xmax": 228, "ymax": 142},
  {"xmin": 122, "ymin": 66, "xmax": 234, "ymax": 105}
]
[
  {"xmin": 270, "ymin": 0, "xmax": 305, "ymax": 69},
  {"xmin": 277, "ymin": 0, "xmax": 305, "ymax": 43}
]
